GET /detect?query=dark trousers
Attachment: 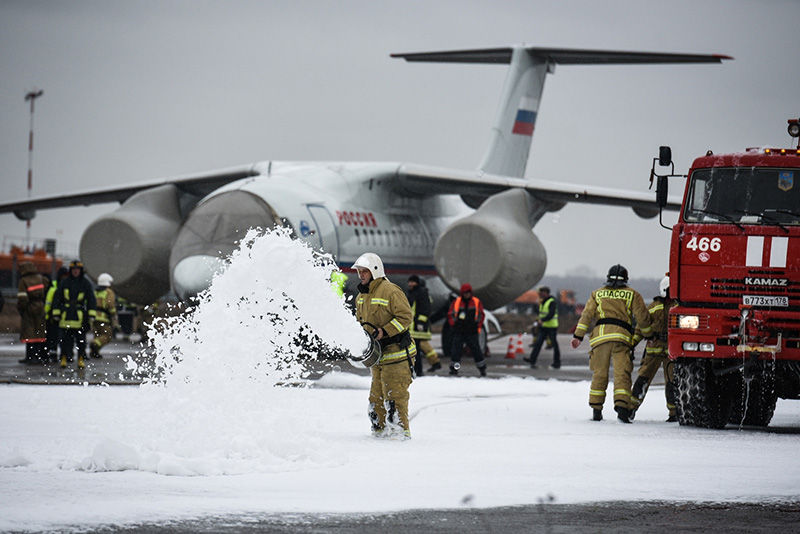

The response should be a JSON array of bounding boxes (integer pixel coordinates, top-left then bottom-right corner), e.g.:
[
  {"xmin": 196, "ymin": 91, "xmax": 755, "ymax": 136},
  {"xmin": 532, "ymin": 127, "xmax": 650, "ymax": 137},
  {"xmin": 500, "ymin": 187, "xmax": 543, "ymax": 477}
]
[
  {"xmin": 25, "ymin": 342, "xmax": 47, "ymax": 362},
  {"xmin": 529, "ymin": 327, "xmax": 561, "ymax": 367},
  {"xmin": 59, "ymin": 327, "xmax": 87, "ymax": 361},
  {"xmin": 450, "ymin": 332, "xmax": 486, "ymax": 370},
  {"xmin": 46, "ymin": 320, "xmax": 60, "ymax": 358}
]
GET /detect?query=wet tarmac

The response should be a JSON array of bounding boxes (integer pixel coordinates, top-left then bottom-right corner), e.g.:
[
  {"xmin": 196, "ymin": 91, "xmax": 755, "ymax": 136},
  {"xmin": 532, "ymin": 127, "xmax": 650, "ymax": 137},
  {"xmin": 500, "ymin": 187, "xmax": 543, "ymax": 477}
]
[
  {"xmin": 77, "ymin": 501, "xmax": 800, "ymax": 533},
  {"xmin": 4, "ymin": 333, "xmax": 798, "ymax": 532}
]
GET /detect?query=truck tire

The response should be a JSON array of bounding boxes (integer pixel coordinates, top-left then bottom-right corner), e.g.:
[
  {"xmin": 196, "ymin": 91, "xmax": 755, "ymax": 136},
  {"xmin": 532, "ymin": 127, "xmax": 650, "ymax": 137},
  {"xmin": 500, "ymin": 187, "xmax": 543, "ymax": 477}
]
[
  {"xmin": 674, "ymin": 359, "xmax": 732, "ymax": 429},
  {"xmin": 729, "ymin": 360, "xmax": 777, "ymax": 427}
]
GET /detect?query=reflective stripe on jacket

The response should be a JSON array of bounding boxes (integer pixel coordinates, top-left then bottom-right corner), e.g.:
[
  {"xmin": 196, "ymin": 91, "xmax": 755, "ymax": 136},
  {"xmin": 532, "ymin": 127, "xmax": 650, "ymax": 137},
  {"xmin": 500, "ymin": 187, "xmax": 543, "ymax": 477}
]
[
  {"xmin": 574, "ymin": 285, "xmax": 653, "ymax": 348},
  {"xmin": 94, "ymin": 287, "xmax": 117, "ymax": 324},
  {"xmin": 448, "ymin": 296, "xmax": 485, "ymax": 335},
  {"xmin": 355, "ymin": 277, "xmax": 416, "ymax": 364},
  {"xmin": 407, "ymin": 284, "xmax": 433, "ymax": 341},
  {"xmin": 633, "ymin": 297, "xmax": 674, "ymax": 356},
  {"xmin": 52, "ymin": 276, "xmax": 97, "ymax": 329}
]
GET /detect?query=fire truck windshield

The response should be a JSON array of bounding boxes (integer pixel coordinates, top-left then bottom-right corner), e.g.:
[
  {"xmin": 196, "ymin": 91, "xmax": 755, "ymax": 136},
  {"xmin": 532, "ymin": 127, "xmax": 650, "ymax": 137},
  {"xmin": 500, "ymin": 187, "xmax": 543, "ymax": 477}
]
[{"xmin": 684, "ymin": 167, "xmax": 800, "ymax": 226}]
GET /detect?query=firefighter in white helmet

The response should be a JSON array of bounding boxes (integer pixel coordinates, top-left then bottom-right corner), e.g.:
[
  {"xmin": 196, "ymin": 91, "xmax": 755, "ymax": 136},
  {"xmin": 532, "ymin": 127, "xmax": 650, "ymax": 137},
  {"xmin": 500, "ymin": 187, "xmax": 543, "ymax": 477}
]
[
  {"xmin": 90, "ymin": 273, "xmax": 118, "ymax": 359},
  {"xmin": 352, "ymin": 252, "xmax": 416, "ymax": 439},
  {"xmin": 630, "ymin": 275, "xmax": 678, "ymax": 422}
]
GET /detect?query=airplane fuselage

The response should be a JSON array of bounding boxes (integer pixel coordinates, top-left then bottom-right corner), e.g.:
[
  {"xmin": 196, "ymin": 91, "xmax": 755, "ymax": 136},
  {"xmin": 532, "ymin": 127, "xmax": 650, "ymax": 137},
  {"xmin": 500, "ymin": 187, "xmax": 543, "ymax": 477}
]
[{"xmin": 171, "ymin": 161, "xmax": 470, "ymax": 306}]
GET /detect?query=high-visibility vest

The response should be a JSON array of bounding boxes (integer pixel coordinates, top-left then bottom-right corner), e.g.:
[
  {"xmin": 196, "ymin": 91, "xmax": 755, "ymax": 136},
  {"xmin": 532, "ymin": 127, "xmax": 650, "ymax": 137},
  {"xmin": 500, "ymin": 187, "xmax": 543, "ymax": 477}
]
[{"xmin": 539, "ymin": 296, "xmax": 559, "ymax": 328}]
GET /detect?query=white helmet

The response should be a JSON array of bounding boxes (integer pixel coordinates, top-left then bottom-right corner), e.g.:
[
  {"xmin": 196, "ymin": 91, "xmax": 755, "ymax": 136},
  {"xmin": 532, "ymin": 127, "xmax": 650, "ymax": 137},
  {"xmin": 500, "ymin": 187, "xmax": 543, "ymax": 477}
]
[
  {"xmin": 659, "ymin": 275, "xmax": 670, "ymax": 298},
  {"xmin": 351, "ymin": 252, "xmax": 385, "ymax": 279},
  {"xmin": 98, "ymin": 273, "xmax": 114, "ymax": 286}
]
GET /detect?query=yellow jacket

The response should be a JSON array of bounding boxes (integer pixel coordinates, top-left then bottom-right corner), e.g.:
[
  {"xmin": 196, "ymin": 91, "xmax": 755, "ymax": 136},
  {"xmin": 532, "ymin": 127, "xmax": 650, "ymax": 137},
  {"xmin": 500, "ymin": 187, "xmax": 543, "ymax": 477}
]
[
  {"xmin": 355, "ymin": 277, "xmax": 416, "ymax": 364},
  {"xmin": 634, "ymin": 297, "xmax": 675, "ymax": 357},
  {"xmin": 94, "ymin": 287, "xmax": 117, "ymax": 324},
  {"xmin": 574, "ymin": 285, "xmax": 653, "ymax": 348}
]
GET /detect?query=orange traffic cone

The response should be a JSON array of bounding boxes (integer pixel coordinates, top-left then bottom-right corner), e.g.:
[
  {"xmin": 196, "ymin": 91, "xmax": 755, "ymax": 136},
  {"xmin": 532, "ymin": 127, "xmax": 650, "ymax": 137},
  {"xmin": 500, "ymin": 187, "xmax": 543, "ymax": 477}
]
[
  {"xmin": 505, "ymin": 336, "xmax": 517, "ymax": 359},
  {"xmin": 515, "ymin": 334, "xmax": 525, "ymax": 358}
]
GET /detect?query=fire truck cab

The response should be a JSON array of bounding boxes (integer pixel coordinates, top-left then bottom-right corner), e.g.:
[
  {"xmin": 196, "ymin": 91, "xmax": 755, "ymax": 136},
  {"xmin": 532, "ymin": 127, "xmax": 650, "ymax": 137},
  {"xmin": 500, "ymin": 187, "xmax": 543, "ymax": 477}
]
[{"xmin": 651, "ymin": 118, "xmax": 800, "ymax": 429}]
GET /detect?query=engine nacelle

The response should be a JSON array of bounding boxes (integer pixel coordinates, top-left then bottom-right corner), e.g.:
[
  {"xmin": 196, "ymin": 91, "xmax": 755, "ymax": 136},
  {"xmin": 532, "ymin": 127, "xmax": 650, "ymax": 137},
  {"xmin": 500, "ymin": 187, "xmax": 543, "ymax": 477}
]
[
  {"xmin": 434, "ymin": 189, "xmax": 546, "ymax": 310},
  {"xmin": 632, "ymin": 206, "xmax": 659, "ymax": 219},
  {"xmin": 79, "ymin": 185, "xmax": 183, "ymax": 304}
]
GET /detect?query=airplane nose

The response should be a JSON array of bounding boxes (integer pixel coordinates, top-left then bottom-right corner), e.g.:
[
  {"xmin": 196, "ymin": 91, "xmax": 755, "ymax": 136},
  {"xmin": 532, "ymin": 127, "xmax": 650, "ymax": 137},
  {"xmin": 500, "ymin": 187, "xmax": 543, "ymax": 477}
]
[{"xmin": 172, "ymin": 254, "xmax": 227, "ymax": 300}]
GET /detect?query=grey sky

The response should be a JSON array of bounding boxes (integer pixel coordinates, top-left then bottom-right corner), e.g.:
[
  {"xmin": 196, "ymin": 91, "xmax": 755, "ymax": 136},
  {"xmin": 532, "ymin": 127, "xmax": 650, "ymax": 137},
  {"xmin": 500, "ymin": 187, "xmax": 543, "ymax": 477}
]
[{"xmin": 1, "ymin": 0, "xmax": 798, "ymax": 279}]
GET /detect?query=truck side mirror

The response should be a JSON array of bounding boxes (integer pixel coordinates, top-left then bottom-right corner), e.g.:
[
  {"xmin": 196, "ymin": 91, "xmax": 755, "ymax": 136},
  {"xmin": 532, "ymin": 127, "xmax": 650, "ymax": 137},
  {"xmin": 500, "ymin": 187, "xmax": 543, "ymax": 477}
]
[
  {"xmin": 658, "ymin": 146, "xmax": 672, "ymax": 167},
  {"xmin": 656, "ymin": 175, "xmax": 669, "ymax": 208}
]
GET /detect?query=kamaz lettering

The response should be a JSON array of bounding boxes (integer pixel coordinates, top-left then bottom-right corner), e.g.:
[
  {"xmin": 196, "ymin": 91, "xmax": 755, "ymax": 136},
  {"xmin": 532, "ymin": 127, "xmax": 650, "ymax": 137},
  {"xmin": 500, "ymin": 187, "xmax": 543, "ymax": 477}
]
[{"xmin": 744, "ymin": 277, "xmax": 788, "ymax": 286}]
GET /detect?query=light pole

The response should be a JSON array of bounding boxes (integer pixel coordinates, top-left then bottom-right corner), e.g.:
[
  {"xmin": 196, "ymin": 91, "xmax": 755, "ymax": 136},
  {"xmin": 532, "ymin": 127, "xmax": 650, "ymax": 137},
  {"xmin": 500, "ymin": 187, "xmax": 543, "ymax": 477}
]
[{"xmin": 24, "ymin": 88, "xmax": 44, "ymax": 246}]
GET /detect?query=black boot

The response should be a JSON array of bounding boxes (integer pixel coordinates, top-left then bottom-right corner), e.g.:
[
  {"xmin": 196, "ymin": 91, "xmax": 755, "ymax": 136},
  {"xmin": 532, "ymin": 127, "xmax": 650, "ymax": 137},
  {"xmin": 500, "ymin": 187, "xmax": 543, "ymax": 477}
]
[
  {"xmin": 592, "ymin": 409, "xmax": 603, "ymax": 421},
  {"xmin": 632, "ymin": 376, "xmax": 649, "ymax": 404},
  {"xmin": 615, "ymin": 406, "xmax": 633, "ymax": 424},
  {"xmin": 479, "ymin": 365, "xmax": 487, "ymax": 377},
  {"xmin": 427, "ymin": 362, "xmax": 442, "ymax": 373}
]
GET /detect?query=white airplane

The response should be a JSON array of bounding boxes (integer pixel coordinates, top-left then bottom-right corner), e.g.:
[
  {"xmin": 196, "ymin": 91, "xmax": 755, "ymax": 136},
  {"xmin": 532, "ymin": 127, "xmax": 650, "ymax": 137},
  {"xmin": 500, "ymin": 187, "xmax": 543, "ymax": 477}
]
[{"xmin": 0, "ymin": 46, "xmax": 730, "ymax": 309}]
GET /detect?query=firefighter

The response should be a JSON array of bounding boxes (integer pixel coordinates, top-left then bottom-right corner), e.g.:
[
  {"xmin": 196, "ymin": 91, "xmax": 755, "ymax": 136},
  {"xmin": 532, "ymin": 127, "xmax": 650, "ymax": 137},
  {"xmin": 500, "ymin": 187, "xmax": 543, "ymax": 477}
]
[
  {"xmin": 406, "ymin": 275, "xmax": 441, "ymax": 375},
  {"xmin": 448, "ymin": 283, "xmax": 487, "ymax": 376},
  {"xmin": 630, "ymin": 275, "xmax": 678, "ymax": 422},
  {"xmin": 330, "ymin": 269, "xmax": 347, "ymax": 299},
  {"xmin": 524, "ymin": 286, "xmax": 561, "ymax": 369},
  {"xmin": 571, "ymin": 264, "xmax": 653, "ymax": 423},
  {"xmin": 52, "ymin": 260, "xmax": 97, "ymax": 369},
  {"xmin": 352, "ymin": 252, "xmax": 416, "ymax": 439},
  {"xmin": 90, "ymin": 273, "xmax": 118, "ymax": 359},
  {"xmin": 44, "ymin": 266, "xmax": 69, "ymax": 362},
  {"xmin": 16, "ymin": 261, "xmax": 48, "ymax": 364}
]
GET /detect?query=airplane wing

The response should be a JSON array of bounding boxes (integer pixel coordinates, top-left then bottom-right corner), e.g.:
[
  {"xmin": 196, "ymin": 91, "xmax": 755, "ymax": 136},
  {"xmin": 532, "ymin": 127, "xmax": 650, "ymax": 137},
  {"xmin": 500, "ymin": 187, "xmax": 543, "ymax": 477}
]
[
  {"xmin": 0, "ymin": 164, "xmax": 259, "ymax": 220},
  {"xmin": 394, "ymin": 163, "xmax": 682, "ymax": 212}
]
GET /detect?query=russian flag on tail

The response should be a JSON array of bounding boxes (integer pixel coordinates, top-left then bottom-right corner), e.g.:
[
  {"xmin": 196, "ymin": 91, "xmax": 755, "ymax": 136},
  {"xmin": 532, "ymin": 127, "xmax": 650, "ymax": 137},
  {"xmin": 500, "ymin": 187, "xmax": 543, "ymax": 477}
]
[{"xmin": 512, "ymin": 108, "xmax": 536, "ymax": 136}]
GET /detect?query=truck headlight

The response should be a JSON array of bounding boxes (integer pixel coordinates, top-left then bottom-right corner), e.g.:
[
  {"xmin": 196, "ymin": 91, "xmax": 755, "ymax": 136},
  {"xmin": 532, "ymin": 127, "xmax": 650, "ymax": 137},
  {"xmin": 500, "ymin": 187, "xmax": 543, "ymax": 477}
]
[{"xmin": 678, "ymin": 315, "xmax": 701, "ymax": 329}]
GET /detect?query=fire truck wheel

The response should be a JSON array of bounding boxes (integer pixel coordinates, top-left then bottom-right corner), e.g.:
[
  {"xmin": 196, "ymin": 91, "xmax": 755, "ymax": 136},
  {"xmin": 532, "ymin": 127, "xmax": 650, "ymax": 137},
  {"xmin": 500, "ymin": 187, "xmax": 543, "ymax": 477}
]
[
  {"xmin": 674, "ymin": 359, "xmax": 733, "ymax": 429},
  {"xmin": 728, "ymin": 361, "xmax": 778, "ymax": 427}
]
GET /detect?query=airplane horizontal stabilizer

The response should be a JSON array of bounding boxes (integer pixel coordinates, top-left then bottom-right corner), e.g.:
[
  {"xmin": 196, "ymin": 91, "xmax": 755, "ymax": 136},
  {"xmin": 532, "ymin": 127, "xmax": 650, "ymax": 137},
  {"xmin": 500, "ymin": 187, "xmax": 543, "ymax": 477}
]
[{"xmin": 391, "ymin": 47, "xmax": 732, "ymax": 65}]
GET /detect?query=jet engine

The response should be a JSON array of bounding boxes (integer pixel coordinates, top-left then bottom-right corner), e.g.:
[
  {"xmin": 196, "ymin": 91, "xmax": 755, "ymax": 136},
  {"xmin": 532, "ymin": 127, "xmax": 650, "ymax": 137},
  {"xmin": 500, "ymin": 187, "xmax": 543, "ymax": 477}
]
[
  {"xmin": 434, "ymin": 188, "xmax": 547, "ymax": 310},
  {"xmin": 79, "ymin": 185, "xmax": 183, "ymax": 304}
]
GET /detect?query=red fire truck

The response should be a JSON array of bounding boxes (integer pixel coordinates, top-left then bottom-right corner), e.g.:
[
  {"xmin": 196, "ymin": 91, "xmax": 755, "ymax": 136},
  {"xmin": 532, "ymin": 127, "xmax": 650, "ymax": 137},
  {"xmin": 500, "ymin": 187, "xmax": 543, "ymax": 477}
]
[{"xmin": 650, "ymin": 118, "xmax": 800, "ymax": 429}]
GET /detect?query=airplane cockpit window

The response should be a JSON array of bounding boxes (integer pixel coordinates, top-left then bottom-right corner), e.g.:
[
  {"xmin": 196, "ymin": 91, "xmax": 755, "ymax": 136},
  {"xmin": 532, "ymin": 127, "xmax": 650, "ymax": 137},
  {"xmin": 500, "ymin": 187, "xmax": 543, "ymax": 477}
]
[{"xmin": 684, "ymin": 167, "xmax": 800, "ymax": 226}]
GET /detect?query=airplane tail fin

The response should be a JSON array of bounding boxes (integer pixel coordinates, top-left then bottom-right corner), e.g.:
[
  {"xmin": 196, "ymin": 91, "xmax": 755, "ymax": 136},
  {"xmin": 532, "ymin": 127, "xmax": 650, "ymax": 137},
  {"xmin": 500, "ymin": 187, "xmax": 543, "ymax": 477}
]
[{"xmin": 392, "ymin": 47, "xmax": 731, "ymax": 179}]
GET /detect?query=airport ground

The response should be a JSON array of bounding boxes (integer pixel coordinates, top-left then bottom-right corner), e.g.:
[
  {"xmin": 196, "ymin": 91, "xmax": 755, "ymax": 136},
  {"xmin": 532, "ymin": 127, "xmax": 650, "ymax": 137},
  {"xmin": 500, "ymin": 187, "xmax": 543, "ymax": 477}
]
[{"xmin": 2, "ymin": 329, "xmax": 798, "ymax": 533}]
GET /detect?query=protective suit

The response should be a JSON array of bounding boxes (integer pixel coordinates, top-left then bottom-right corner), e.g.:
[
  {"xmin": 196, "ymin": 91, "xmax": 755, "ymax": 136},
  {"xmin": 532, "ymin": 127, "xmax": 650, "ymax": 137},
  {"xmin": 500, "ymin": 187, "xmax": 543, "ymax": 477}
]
[
  {"xmin": 17, "ymin": 261, "xmax": 47, "ymax": 363},
  {"xmin": 353, "ymin": 253, "xmax": 416, "ymax": 438}
]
